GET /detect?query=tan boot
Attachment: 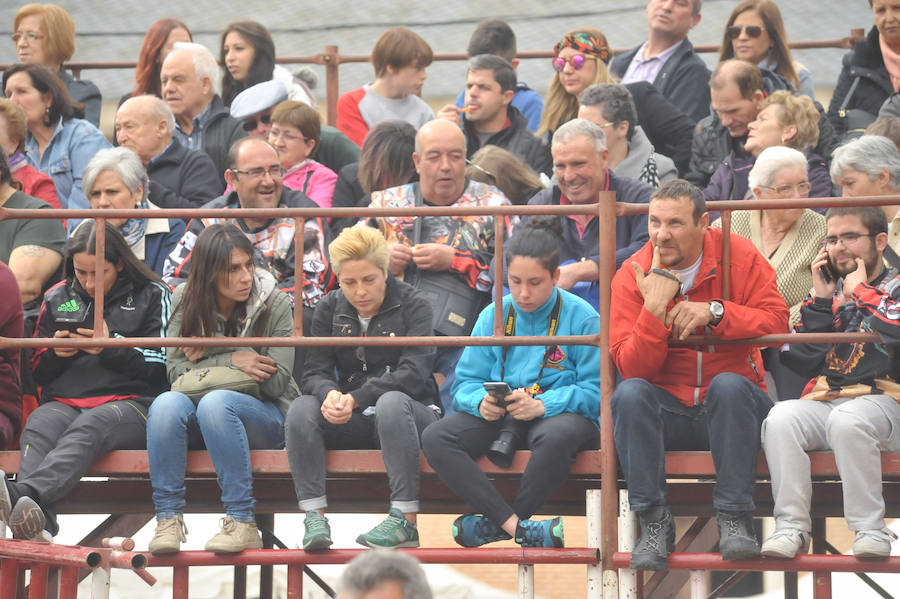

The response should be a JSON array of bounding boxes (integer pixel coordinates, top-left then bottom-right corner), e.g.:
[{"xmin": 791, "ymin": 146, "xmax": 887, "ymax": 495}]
[
  {"xmin": 149, "ymin": 515, "xmax": 188, "ymax": 555},
  {"xmin": 204, "ymin": 516, "xmax": 263, "ymax": 553}
]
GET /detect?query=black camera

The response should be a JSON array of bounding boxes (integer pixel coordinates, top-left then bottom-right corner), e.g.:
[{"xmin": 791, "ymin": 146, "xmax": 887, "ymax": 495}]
[{"xmin": 482, "ymin": 382, "xmax": 529, "ymax": 468}]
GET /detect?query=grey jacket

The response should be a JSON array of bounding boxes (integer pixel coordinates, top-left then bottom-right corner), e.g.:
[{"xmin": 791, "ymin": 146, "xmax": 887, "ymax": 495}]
[{"xmin": 613, "ymin": 126, "xmax": 677, "ymax": 187}]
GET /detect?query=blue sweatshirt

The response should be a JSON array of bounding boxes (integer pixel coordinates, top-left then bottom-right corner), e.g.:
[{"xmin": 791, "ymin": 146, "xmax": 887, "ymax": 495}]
[{"xmin": 451, "ymin": 288, "xmax": 602, "ymax": 424}]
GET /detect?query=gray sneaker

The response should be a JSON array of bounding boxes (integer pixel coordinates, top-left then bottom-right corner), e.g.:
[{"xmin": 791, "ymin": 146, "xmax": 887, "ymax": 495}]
[
  {"xmin": 761, "ymin": 528, "xmax": 809, "ymax": 558},
  {"xmin": 149, "ymin": 515, "xmax": 188, "ymax": 555},
  {"xmin": 9, "ymin": 497, "xmax": 45, "ymax": 541},
  {"xmin": 852, "ymin": 527, "xmax": 897, "ymax": 558},
  {"xmin": 204, "ymin": 517, "xmax": 263, "ymax": 553}
]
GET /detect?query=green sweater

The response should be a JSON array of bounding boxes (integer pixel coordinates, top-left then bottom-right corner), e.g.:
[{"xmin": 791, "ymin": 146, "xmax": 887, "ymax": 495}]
[{"xmin": 166, "ymin": 269, "xmax": 299, "ymax": 414}]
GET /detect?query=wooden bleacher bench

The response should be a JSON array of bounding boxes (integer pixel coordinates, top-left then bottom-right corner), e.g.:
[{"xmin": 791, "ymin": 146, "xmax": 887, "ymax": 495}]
[{"xmin": 0, "ymin": 449, "xmax": 897, "ymax": 518}]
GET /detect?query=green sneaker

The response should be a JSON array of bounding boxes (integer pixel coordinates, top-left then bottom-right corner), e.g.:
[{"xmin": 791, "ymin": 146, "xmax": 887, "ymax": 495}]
[
  {"xmin": 356, "ymin": 508, "xmax": 419, "ymax": 548},
  {"xmin": 302, "ymin": 510, "xmax": 333, "ymax": 552}
]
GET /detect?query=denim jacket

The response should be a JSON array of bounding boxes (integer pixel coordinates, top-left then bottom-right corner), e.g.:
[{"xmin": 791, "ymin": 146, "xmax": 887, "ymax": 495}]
[{"xmin": 25, "ymin": 117, "xmax": 111, "ymax": 234}]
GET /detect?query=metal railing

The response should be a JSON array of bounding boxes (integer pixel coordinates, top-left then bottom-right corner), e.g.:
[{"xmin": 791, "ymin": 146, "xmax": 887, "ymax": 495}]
[
  {"xmin": 0, "ymin": 29, "xmax": 866, "ymax": 128},
  {"xmin": 1, "ymin": 192, "xmax": 899, "ymax": 599}
]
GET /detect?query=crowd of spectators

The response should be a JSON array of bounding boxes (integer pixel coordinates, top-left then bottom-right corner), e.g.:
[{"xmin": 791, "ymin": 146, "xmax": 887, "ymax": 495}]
[{"xmin": 0, "ymin": 0, "xmax": 898, "ymax": 568}]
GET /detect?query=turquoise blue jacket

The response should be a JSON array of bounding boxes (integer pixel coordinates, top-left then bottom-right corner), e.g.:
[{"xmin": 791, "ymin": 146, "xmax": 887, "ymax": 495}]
[{"xmin": 451, "ymin": 288, "xmax": 602, "ymax": 425}]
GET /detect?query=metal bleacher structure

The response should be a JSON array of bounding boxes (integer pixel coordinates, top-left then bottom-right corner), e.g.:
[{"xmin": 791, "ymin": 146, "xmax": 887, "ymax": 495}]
[{"xmin": 0, "ymin": 31, "xmax": 900, "ymax": 599}]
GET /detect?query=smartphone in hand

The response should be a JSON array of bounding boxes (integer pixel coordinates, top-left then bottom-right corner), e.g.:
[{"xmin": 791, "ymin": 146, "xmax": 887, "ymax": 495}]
[{"xmin": 483, "ymin": 382, "xmax": 513, "ymax": 407}]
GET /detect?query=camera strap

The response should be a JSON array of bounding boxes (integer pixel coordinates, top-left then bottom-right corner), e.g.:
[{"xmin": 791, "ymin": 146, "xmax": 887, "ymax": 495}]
[{"xmin": 499, "ymin": 290, "xmax": 562, "ymax": 394}]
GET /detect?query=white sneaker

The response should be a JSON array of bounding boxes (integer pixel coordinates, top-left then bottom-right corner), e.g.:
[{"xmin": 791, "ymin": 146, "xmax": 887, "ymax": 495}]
[
  {"xmin": 761, "ymin": 528, "xmax": 810, "ymax": 558},
  {"xmin": 853, "ymin": 527, "xmax": 897, "ymax": 558}
]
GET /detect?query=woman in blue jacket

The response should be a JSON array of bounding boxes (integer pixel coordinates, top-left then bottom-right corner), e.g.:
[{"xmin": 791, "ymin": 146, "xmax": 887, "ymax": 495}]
[{"xmin": 422, "ymin": 216, "xmax": 602, "ymax": 548}]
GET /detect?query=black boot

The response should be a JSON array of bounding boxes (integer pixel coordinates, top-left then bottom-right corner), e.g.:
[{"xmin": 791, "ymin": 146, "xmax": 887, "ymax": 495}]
[
  {"xmin": 630, "ymin": 505, "xmax": 675, "ymax": 571},
  {"xmin": 717, "ymin": 510, "xmax": 759, "ymax": 560}
]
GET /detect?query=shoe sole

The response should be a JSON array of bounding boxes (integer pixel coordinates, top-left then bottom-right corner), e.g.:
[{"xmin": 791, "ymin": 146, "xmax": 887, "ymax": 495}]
[
  {"xmin": 630, "ymin": 555, "xmax": 669, "ymax": 571},
  {"xmin": 148, "ymin": 546, "xmax": 181, "ymax": 555},
  {"xmin": 853, "ymin": 548, "xmax": 891, "ymax": 558},
  {"xmin": 355, "ymin": 534, "xmax": 419, "ymax": 549},
  {"xmin": 9, "ymin": 497, "xmax": 45, "ymax": 541},
  {"xmin": 303, "ymin": 535, "xmax": 333, "ymax": 552},
  {"xmin": 205, "ymin": 542, "xmax": 263, "ymax": 553},
  {"xmin": 721, "ymin": 546, "xmax": 761, "ymax": 560},
  {"xmin": 761, "ymin": 547, "xmax": 797, "ymax": 558}
]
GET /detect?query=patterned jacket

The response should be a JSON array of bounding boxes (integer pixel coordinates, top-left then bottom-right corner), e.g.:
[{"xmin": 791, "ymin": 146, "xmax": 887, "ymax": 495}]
[
  {"xmin": 367, "ymin": 180, "xmax": 511, "ymax": 292},
  {"xmin": 162, "ymin": 188, "xmax": 335, "ymax": 308}
]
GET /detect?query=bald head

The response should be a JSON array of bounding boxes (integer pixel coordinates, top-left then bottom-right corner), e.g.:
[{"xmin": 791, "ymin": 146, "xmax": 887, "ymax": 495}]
[
  {"xmin": 115, "ymin": 95, "xmax": 176, "ymax": 164},
  {"xmin": 412, "ymin": 119, "xmax": 467, "ymax": 205}
]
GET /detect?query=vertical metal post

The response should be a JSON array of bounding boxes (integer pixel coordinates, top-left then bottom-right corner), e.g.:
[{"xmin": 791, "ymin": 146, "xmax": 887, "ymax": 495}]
[
  {"xmin": 720, "ymin": 210, "xmax": 732, "ymax": 301},
  {"xmin": 172, "ymin": 565, "xmax": 189, "ymax": 599},
  {"xmin": 90, "ymin": 560, "xmax": 110, "ymax": 599},
  {"xmin": 586, "ymin": 489, "xmax": 602, "ymax": 599},
  {"xmin": 258, "ymin": 513, "xmax": 274, "ymax": 599},
  {"xmin": 292, "ymin": 217, "xmax": 306, "ymax": 337},
  {"xmin": 597, "ymin": 192, "xmax": 619, "ymax": 599},
  {"xmin": 287, "ymin": 564, "xmax": 303, "ymax": 599},
  {"xmin": 324, "ymin": 45, "xmax": 339, "ymax": 126},
  {"xmin": 234, "ymin": 565, "xmax": 247, "ymax": 599},
  {"xmin": 58, "ymin": 566, "xmax": 78, "ymax": 599},
  {"xmin": 784, "ymin": 571, "xmax": 798, "ymax": 599},
  {"xmin": 28, "ymin": 563, "xmax": 48, "ymax": 599},
  {"xmin": 492, "ymin": 215, "xmax": 505, "ymax": 337},
  {"xmin": 618, "ymin": 490, "xmax": 637, "ymax": 599},
  {"xmin": 93, "ymin": 218, "xmax": 107, "ymax": 335},
  {"xmin": 811, "ymin": 519, "xmax": 829, "ymax": 599},
  {"xmin": 0, "ymin": 558, "xmax": 19, "ymax": 598},
  {"xmin": 517, "ymin": 564, "xmax": 535, "ymax": 599},
  {"xmin": 689, "ymin": 570, "xmax": 709, "ymax": 599}
]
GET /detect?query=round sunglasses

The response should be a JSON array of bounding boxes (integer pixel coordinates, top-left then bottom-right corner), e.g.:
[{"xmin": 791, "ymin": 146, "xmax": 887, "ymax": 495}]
[
  {"xmin": 552, "ymin": 55, "xmax": 586, "ymax": 72},
  {"xmin": 727, "ymin": 24, "xmax": 764, "ymax": 40}
]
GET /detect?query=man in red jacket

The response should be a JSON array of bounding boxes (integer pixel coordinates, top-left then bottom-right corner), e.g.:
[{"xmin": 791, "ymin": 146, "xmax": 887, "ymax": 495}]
[{"xmin": 610, "ymin": 179, "xmax": 789, "ymax": 570}]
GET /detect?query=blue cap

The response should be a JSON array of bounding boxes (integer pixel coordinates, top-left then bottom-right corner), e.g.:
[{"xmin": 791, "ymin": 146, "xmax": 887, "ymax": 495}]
[{"xmin": 230, "ymin": 80, "xmax": 289, "ymax": 119}]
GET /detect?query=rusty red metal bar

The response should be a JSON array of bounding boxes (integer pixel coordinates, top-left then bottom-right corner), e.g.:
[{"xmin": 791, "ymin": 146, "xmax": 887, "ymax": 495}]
[
  {"xmin": 146, "ymin": 547, "xmax": 600, "ymax": 567},
  {"xmin": 611, "ymin": 552, "xmax": 900, "ymax": 573}
]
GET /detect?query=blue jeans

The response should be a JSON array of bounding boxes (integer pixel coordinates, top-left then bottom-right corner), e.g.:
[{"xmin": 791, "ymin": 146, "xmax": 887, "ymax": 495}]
[
  {"xmin": 611, "ymin": 373, "xmax": 773, "ymax": 513},
  {"xmin": 148, "ymin": 390, "xmax": 285, "ymax": 522}
]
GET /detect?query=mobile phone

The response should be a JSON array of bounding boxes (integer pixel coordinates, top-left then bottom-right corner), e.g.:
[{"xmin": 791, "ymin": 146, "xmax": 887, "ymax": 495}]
[
  {"xmin": 820, "ymin": 250, "xmax": 838, "ymax": 284},
  {"xmin": 56, "ymin": 320, "xmax": 86, "ymax": 333},
  {"xmin": 483, "ymin": 382, "xmax": 513, "ymax": 406}
]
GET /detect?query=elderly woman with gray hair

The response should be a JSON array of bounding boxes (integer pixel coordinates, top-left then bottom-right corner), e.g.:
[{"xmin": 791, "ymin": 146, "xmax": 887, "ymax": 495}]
[
  {"xmin": 714, "ymin": 145, "xmax": 825, "ymax": 399},
  {"xmin": 830, "ymin": 135, "xmax": 900, "ymax": 254},
  {"xmin": 577, "ymin": 84, "xmax": 676, "ymax": 188},
  {"xmin": 79, "ymin": 147, "xmax": 185, "ymax": 276}
]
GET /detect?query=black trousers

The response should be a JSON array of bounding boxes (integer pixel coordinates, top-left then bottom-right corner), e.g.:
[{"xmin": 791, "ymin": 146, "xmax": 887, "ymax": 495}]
[
  {"xmin": 17, "ymin": 399, "xmax": 150, "ymax": 535},
  {"xmin": 422, "ymin": 412, "xmax": 600, "ymax": 526}
]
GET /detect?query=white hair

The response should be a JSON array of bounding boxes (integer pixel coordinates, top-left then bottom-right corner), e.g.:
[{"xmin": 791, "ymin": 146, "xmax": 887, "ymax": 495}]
[
  {"xmin": 551, "ymin": 118, "xmax": 607, "ymax": 153},
  {"xmin": 83, "ymin": 147, "xmax": 150, "ymax": 205},
  {"xmin": 169, "ymin": 41, "xmax": 220, "ymax": 95},
  {"xmin": 748, "ymin": 146, "xmax": 808, "ymax": 192},
  {"xmin": 830, "ymin": 135, "xmax": 900, "ymax": 188}
]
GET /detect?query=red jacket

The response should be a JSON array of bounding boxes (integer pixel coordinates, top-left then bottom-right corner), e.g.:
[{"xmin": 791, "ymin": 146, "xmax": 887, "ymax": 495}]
[{"xmin": 611, "ymin": 227, "xmax": 789, "ymax": 407}]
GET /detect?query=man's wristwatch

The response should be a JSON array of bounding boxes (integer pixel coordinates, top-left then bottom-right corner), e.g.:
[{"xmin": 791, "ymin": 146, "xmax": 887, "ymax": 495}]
[{"xmin": 708, "ymin": 301, "xmax": 725, "ymax": 325}]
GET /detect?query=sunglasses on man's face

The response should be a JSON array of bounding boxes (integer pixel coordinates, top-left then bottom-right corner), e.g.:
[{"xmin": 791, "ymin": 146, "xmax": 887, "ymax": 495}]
[
  {"xmin": 242, "ymin": 113, "xmax": 271, "ymax": 132},
  {"xmin": 727, "ymin": 24, "xmax": 764, "ymax": 40}
]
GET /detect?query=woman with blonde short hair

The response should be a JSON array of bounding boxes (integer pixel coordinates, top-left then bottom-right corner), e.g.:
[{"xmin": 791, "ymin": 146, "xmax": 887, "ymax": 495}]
[
  {"xmin": 705, "ymin": 90, "xmax": 832, "ymax": 204},
  {"xmin": 285, "ymin": 225, "xmax": 440, "ymax": 551}
]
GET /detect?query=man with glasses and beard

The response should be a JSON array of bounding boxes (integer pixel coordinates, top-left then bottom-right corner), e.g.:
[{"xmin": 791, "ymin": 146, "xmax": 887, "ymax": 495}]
[
  {"xmin": 761, "ymin": 205, "xmax": 900, "ymax": 559},
  {"xmin": 163, "ymin": 137, "xmax": 334, "ymax": 309}
]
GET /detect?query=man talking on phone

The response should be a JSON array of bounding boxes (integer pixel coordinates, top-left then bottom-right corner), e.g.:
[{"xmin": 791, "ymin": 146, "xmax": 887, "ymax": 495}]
[{"xmin": 761, "ymin": 205, "xmax": 900, "ymax": 559}]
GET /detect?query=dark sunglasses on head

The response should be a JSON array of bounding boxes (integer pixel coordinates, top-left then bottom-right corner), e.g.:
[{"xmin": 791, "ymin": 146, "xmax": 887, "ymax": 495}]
[
  {"xmin": 242, "ymin": 113, "xmax": 271, "ymax": 132},
  {"xmin": 727, "ymin": 24, "xmax": 764, "ymax": 40}
]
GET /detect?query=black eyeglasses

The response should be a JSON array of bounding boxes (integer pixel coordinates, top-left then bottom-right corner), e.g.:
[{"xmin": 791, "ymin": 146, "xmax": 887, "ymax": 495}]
[
  {"xmin": 726, "ymin": 24, "xmax": 764, "ymax": 40},
  {"xmin": 230, "ymin": 165, "xmax": 284, "ymax": 179},
  {"xmin": 824, "ymin": 232, "xmax": 877, "ymax": 247},
  {"xmin": 241, "ymin": 113, "xmax": 271, "ymax": 132}
]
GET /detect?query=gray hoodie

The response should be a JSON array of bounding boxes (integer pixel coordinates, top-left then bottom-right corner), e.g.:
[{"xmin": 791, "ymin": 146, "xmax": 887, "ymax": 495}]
[{"xmin": 613, "ymin": 126, "xmax": 677, "ymax": 188}]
